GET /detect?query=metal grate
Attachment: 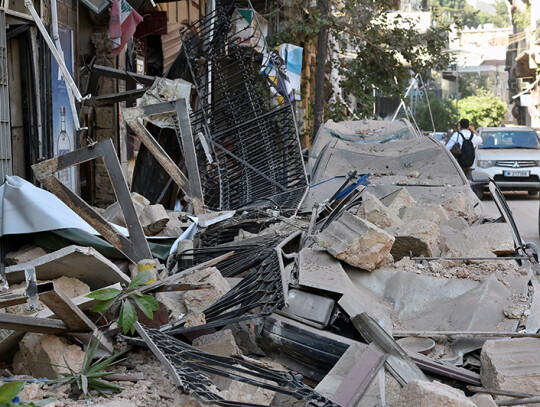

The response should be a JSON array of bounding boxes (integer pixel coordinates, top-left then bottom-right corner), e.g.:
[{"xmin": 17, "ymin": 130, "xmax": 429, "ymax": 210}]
[
  {"xmin": 135, "ymin": 323, "xmax": 339, "ymax": 407},
  {"xmin": 0, "ymin": 10, "xmax": 12, "ymax": 183},
  {"xmin": 496, "ymin": 160, "xmax": 538, "ymax": 168},
  {"xmin": 180, "ymin": 0, "xmax": 308, "ymax": 213},
  {"xmin": 166, "ymin": 249, "xmax": 284, "ymax": 334}
]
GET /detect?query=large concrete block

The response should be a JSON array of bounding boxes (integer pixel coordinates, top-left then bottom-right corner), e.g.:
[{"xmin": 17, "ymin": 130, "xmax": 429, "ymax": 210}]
[
  {"xmin": 470, "ymin": 393, "xmax": 497, "ymax": 407},
  {"xmin": 481, "ymin": 338, "xmax": 540, "ymax": 396},
  {"xmin": 313, "ymin": 211, "xmax": 395, "ymax": 271},
  {"xmin": 13, "ymin": 333, "xmax": 85, "ymax": 379},
  {"xmin": 356, "ymin": 192, "xmax": 402, "ymax": 229},
  {"xmin": 390, "ymin": 219, "xmax": 440, "ymax": 261},
  {"xmin": 396, "ymin": 379, "xmax": 475, "ymax": 407}
]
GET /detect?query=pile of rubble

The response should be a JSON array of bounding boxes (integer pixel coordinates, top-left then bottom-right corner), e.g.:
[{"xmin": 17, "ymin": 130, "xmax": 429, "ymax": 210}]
[{"xmin": 2, "ymin": 0, "xmax": 540, "ymax": 406}]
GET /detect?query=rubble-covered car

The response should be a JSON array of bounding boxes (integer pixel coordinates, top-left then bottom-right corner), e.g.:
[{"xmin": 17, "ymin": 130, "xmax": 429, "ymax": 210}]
[
  {"xmin": 306, "ymin": 118, "xmax": 420, "ymax": 176},
  {"xmin": 306, "ymin": 134, "xmax": 484, "ymax": 219}
]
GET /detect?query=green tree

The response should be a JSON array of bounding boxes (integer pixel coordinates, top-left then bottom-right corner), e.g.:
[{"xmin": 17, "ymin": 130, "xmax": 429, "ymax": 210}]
[
  {"xmin": 416, "ymin": 97, "xmax": 458, "ymax": 132},
  {"xmin": 458, "ymin": 91, "xmax": 508, "ymax": 127},
  {"xmin": 269, "ymin": 0, "xmax": 454, "ymax": 134},
  {"xmin": 431, "ymin": 0, "xmax": 510, "ymax": 28}
]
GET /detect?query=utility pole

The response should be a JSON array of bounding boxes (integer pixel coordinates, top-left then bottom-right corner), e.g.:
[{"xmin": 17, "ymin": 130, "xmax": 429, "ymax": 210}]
[{"xmin": 313, "ymin": 0, "xmax": 329, "ymax": 137}]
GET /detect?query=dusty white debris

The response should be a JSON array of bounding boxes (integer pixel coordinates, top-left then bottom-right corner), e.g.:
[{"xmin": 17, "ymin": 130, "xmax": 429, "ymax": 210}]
[
  {"xmin": 5, "ymin": 245, "xmax": 48, "ymax": 266},
  {"xmin": 396, "ymin": 379, "xmax": 475, "ymax": 407}
]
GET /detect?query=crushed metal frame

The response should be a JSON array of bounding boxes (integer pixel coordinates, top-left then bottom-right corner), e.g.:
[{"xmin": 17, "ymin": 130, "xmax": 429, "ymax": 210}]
[
  {"xmin": 135, "ymin": 322, "xmax": 339, "ymax": 407},
  {"xmin": 123, "ymin": 99, "xmax": 204, "ymax": 214},
  {"xmin": 31, "ymin": 138, "xmax": 152, "ymax": 264}
]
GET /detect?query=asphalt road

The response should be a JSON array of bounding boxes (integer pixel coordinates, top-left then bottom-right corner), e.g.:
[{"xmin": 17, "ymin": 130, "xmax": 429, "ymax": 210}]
[{"xmin": 481, "ymin": 191, "xmax": 540, "ymax": 248}]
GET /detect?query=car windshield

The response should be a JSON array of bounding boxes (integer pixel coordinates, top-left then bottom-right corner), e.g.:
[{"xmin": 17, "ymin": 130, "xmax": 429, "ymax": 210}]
[{"xmin": 479, "ymin": 130, "xmax": 540, "ymax": 149}]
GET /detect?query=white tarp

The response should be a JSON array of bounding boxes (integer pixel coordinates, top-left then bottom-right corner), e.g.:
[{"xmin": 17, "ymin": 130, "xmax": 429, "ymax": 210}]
[{"xmin": 0, "ymin": 175, "xmax": 98, "ymax": 236}]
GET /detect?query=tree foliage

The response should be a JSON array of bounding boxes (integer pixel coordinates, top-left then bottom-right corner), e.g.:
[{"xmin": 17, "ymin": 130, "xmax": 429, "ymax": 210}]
[
  {"xmin": 269, "ymin": 0, "xmax": 454, "ymax": 121},
  {"xmin": 416, "ymin": 97, "xmax": 458, "ymax": 132},
  {"xmin": 431, "ymin": 0, "xmax": 510, "ymax": 28},
  {"xmin": 458, "ymin": 91, "xmax": 508, "ymax": 127}
]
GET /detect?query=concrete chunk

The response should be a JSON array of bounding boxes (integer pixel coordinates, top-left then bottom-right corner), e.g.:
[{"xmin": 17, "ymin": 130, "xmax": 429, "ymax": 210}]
[
  {"xmin": 442, "ymin": 192, "xmax": 475, "ymax": 220},
  {"xmin": 314, "ymin": 212, "xmax": 395, "ymax": 271},
  {"xmin": 102, "ymin": 192, "xmax": 149, "ymax": 227},
  {"xmin": 444, "ymin": 223, "xmax": 514, "ymax": 258},
  {"xmin": 356, "ymin": 192, "xmax": 402, "ymax": 229},
  {"xmin": 181, "ymin": 267, "xmax": 230, "ymax": 313},
  {"xmin": 192, "ymin": 329, "xmax": 241, "ymax": 357},
  {"xmin": 400, "ymin": 206, "xmax": 447, "ymax": 225},
  {"xmin": 381, "ymin": 187, "xmax": 416, "ymax": 216},
  {"xmin": 5, "ymin": 245, "xmax": 130, "ymax": 290},
  {"xmin": 5, "ymin": 245, "xmax": 47, "ymax": 266},
  {"xmin": 13, "ymin": 333, "xmax": 85, "ymax": 379},
  {"xmin": 481, "ymin": 338, "xmax": 540, "ymax": 396},
  {"xmin": 396, "ymin": 379, "xmax": 475, "ymax": 407},
  {"xmin": 470, "ymin": 394, "xmax": 497, "ymax": 407},
  {"xmin": 390, "ymin": 219, "xmax": 440, "ymax": 261}
]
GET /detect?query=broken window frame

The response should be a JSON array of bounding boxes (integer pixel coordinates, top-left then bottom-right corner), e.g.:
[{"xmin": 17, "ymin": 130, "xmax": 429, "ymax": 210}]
[
  {"xmin": 31, "ymin": 138, "xmax": 152, "ymax": 264},
  {"xmin": 123, "ymin": 99, "xmax": 204, "ymax": 214}
]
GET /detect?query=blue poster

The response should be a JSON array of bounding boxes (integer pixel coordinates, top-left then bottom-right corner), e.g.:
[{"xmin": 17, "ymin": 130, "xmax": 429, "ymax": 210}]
[{"xmin": 51, "ymin": 26, "xmax": 76, "ymax": 191}]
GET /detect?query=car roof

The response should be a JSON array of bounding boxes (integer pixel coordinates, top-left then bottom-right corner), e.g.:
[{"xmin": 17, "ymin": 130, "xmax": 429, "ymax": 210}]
[{"xmin": 479, "ymin": 126, "xmax": 536, "ymax": 132}]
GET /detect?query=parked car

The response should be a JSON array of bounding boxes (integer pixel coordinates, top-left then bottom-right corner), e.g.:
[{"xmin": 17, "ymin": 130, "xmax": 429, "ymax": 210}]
[
  {"xmin": 473, "ymin": 126, "xmax": 540, "ymax": 200},
  {"xmin": 428, "ymin": 132, "xmax": 448, "ymax": 143}
]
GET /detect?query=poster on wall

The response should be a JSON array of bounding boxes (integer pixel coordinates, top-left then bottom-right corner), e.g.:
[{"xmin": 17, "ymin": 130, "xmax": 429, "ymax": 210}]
[{"xmin": 51, "ymin": 26, "xmax": 77, "ymax": 192}]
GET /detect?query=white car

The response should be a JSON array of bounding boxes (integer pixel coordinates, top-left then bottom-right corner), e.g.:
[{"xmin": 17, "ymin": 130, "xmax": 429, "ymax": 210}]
[{"xmin": 474, "ymin": 126, "xmax": 540, "ymax": 199}]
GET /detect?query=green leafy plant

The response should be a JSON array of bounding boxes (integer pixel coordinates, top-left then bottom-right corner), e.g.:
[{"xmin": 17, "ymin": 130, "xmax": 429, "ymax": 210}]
[
  {"xmin": 458, "ymin": 90, "xmax": 508, "ymax": 127},
  {"xmin": 87, "ymin": 270, "xmax": 159, "ymax": 335},
  {"xmin": 0, "ymin": 381, "xmax": 54, "ymax": 407},
  {"xmin": 54, "ymin": 340, "xmax": 124, "ymax": 397}
]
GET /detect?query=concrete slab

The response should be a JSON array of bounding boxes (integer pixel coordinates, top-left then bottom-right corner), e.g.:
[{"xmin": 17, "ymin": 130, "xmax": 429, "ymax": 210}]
[
  {"xmin": 5, "ymin": 245, "xmax": 130, "ymax": 290},
  {"xmin": 481, "ymin": 338, "xmax": 540, "ymax": 396}
]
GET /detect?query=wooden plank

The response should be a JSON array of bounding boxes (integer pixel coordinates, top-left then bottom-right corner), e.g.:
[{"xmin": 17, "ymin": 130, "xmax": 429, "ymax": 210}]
[
  {"xmin": 38, "ymin": 282, "xmax": 96, "ymax": 332},
  {"xmin": 333, "ymin": 343, "xmax": 386, "ymax": 407},
  {"xmin": 0, "ymin": 313, "xmax": 66, "ymax": 334}
]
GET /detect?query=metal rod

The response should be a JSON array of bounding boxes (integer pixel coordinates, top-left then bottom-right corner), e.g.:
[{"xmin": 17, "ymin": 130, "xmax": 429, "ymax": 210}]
[
  {"xmin": 394, "ymin": 331, "xmax": 540, "ymax": 338},
  {"xmin": 410, "ymin": 256, "xmax": 527, "ymax": 261},
  {"xmin": 468, "ymin": 386, "xmax": 534, "ymax": 399}
]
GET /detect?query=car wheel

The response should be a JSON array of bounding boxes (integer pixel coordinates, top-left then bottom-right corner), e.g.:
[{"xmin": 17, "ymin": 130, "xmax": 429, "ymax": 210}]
[
  {"xmin": 474, "ymin": 187, "xmax": 484, "ymax": 200},
  {"xmin": 529, "ymin": 189, "xmax": 539, "ymax": 196}
]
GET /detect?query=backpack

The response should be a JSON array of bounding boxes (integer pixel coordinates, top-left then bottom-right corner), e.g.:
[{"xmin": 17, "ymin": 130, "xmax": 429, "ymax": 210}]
[{"xmin": 457, "ymin": 132, "xmax": 475, "ymax": 168}]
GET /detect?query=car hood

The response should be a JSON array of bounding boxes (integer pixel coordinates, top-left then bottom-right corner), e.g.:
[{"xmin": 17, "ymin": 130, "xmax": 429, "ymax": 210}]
[{"xmin": 476, "ymin": 148, "xmax": 540, "ymax": 161}]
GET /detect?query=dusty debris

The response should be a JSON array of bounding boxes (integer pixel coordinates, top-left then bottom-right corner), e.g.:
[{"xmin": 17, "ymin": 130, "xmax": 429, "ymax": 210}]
[
  {"xmin": 396, "ymin": 379, "xmax": 476, "ymax": 407},
  {"xmin": 181, "ymin": 267, "xmax": 231, "ymax": 313},
  {"xmin": 314, "ymin": 211, "xmax": 395, "ymax": 271},
  {"xmin": 5, "ymin": 245, "xmax": 48, "ymax": 266}
]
